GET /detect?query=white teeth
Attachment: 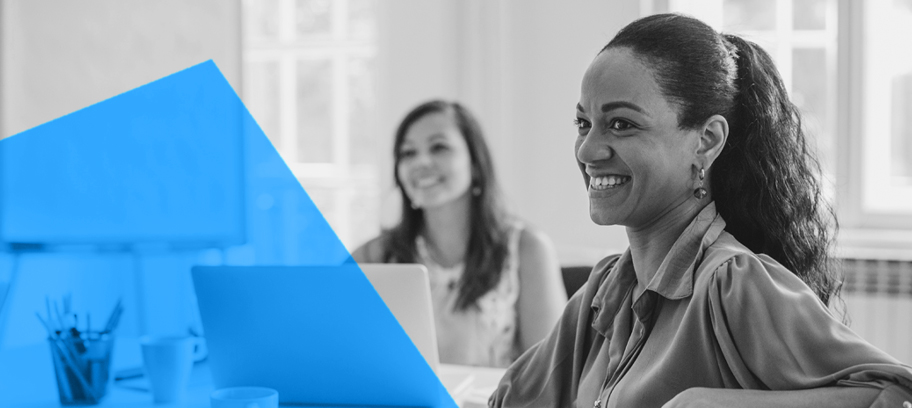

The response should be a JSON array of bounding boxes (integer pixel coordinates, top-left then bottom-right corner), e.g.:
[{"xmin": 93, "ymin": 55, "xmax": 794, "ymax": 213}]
[
  {"xmin": 414, "ymin": 177, "xmax": 439, "ymax": 188},
  {"xmin": 590, "ymin": 175, "xmax": 630, "ymax": 190}
]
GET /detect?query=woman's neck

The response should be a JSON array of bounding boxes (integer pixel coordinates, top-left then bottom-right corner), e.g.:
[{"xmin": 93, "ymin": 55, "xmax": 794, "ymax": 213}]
[
  {"xmin": 626, "ymin": 199, "xmax": 708, "ymax": 290},
  {"xmin": 421, "ymin": 193, "xmax": 472, "ymax": 268}
]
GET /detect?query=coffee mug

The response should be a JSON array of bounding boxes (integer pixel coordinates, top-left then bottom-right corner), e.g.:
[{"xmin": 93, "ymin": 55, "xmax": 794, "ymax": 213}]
[
  {"xmin": 211, "ymin": 387, "xmax": 279, "ymax": 408},
  {"xmin": 139, "ymin": 335, "xmax": 198, "ymax": 403}
]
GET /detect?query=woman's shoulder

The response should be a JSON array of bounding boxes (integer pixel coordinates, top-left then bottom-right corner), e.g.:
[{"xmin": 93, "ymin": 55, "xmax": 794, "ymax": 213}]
[
  {"xmin": 512, "ymin": 223, "xmax": 561, "ymax": 265},
  {"xmin": 695, "ymin": 231, "xmax": 820, "ymax": 304},
  {"xmin": 512, "ymin": 224, "xmax": 562, "ymax": 279},
  {"xmin": 516, "ymin": 225, "xmax": 553, "ymax": 254}
]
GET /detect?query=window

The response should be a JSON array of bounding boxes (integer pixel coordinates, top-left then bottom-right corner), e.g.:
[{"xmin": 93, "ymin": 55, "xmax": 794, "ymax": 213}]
[
  {"xmin": 652, "ymin": 0, "xmax": 912, "ymax": 258},
  {"xmin": 854, "ymin": 0, "xmax": 912, "ymax": 221},
  {"xmin": 242, "ymin": 0, "xmax": 380, "ymax": 249}
]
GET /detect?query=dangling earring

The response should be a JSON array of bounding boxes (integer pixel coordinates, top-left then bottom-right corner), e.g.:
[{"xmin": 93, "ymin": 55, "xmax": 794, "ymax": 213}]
[
  {"xmin": 472, "ymin": 185, "xmax": 482, "ymax": 196},
  {"xmin": 693, "ymin": 167, "xmax": 707, "ymax": 199}
]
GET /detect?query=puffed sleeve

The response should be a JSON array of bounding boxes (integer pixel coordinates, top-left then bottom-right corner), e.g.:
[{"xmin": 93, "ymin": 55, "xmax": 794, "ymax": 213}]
[
  {"xmin": 488, "ymin": 289, "xmax": 585, "ymax": 407},
  {"xmin": 708, "ymin": 253, "xmax": 912, "ymax": 405},
  {"xmin": 489, "ymin": 255, "xmax": 619, "ymax": 407}
]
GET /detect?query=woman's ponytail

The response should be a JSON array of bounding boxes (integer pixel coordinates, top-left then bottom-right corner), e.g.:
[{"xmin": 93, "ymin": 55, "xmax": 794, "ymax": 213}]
[{"xmin": 714, "ymin": 34, "xmax": 840, "ymax": 306}]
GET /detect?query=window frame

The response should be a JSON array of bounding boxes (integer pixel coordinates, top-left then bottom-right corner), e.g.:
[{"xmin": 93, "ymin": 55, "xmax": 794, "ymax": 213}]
[
  {"xmin": 836, "ymin": 0, "xmax": 912, "ymax": 260},
  {"xmin": 241, "ymin": 0, "xmax": 380, "ymax": 248},
  {"xmin": 654, "ymin": 0, "xmax": 912, "ymax": 260}
]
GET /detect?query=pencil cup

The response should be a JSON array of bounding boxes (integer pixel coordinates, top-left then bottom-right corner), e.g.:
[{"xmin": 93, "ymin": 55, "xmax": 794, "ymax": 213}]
[
  {"xmin": 47, "ymin": 333, "xmax": 114, "ymax": 405},
  {"xmin": 140, "ymin": 335, "xmax": 196, "ymax": 404}
]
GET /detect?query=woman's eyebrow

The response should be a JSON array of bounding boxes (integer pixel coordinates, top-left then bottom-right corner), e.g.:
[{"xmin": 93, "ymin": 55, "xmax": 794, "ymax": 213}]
[
  {"xmin": 427, "ymin": 133, "xmax": 449, "ymax": 142},
  {"xmin": 600, "ymin": 101, "xmax": 645, "ymax": 114},
  {"xmin": 577, "ymin": 101, "xmax": 647, "ymax": 115}
]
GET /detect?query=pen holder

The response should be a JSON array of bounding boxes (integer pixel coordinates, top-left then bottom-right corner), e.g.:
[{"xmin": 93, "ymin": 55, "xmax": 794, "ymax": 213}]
[{"xmin": 48, "ymin": 333, "xmax": 114, "ymax": 405}]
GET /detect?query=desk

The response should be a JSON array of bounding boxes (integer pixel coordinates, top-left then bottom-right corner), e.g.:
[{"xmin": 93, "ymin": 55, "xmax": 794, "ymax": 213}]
[{"xmin": 0, "ymin": 339, "xmax": 504, "ymax": 407}]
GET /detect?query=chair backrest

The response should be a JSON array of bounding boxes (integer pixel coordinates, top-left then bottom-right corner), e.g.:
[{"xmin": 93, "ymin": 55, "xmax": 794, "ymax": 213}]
[{"xmin": 561, "ymin": 266, "xmax": 592, "ymax": 298}]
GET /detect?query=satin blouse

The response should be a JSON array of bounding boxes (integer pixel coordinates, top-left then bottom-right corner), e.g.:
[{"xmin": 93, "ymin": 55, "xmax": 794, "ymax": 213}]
[{"xmin": 490, "ymin": 203, "xmax": 912, "ymax": 407}]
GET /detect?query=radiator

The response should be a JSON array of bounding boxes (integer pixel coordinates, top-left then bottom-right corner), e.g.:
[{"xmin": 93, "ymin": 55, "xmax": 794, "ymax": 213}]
[{"xmin": 840, "ymin": 258, "xmax": 912, "ymax": 364}]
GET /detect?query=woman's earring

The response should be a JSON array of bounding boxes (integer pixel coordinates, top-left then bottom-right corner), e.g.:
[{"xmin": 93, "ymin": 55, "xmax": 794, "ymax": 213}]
[
  {"xmin": 410, "ymin": 201, "xmax": 419, "ymax": 210},
  {"xmin": 693, "ymin": 167, "xmax": 707, "ymax": 199},
  {"xmin": 472, "ymin": 185, "xmax": 482, "ymax": 196}
]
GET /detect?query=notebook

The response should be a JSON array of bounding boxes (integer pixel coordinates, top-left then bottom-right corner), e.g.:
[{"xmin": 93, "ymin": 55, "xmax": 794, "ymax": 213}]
[{"xmin": 192, "ymin": 263, "xmax": 455, "ymax": 407}]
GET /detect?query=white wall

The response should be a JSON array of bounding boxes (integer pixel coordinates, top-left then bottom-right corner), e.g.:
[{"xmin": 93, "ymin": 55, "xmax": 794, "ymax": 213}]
[
  {"xmin": 376, "ymin": 0, "xmax": 639, "ymax": 266},
  {"xmin": 1, "ymin": 0, "xmax": 241, "ymax": 138}
]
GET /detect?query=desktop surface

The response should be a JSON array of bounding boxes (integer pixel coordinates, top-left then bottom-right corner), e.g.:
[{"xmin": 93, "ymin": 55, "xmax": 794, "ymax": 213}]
[{"xmin": 0, "ymin": 338, "xmax": 503, "ymax": 408}]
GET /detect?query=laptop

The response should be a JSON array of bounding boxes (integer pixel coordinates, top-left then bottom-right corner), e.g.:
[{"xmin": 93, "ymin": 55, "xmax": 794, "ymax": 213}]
[{"xmin": 191, "ymin": 263, "xmax": 454, "ymax": 407}]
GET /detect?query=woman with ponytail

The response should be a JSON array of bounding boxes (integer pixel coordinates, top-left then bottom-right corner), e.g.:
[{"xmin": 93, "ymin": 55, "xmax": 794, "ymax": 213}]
[{"xmin": 489, "ymin": 13, "xmax": 912, "ymax": 407}]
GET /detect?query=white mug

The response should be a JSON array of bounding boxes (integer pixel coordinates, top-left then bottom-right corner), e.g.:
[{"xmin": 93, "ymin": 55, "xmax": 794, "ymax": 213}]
[
  {"xmin": 139, "ymin": 335, "xmax": 197, "ymax": 403},
  {"xmin": 211, "ymin": 387, "xmax": 279, "ymax": 408}
]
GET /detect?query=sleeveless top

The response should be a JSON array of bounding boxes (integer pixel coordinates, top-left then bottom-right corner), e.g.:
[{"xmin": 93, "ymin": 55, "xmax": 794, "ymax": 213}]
[{"xmin": 415, "ymin": 223, "xmax": 524, "ymax": 368}]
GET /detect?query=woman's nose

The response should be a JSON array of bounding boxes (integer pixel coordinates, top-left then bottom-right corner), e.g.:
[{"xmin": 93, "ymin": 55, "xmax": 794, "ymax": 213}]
[
  {"xmin": 576, "ymin": 132, "xmax": 613, "ymax": 164},
  {"xmin": 407, "ymin": 151, "xmax": 434, "ymax": 169},
  {"xmin": 420, "ymin": 151, "xmax": 436, "ymax": 164}
]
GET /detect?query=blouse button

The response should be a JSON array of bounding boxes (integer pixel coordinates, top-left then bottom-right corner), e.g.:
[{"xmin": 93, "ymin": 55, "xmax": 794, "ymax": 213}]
[{"xmin": 903, "ymin": 401, "xmax": 911, "ymax": 408}]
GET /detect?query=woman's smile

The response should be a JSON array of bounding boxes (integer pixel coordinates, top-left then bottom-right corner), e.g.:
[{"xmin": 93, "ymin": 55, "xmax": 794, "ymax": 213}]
[
  {"xmin": 588, "ymin": 174, "xmax": 632, "ymax": 191},
  {"xmin": 412, "ymin": 174, "xmax": 444, "ymax": 189}
]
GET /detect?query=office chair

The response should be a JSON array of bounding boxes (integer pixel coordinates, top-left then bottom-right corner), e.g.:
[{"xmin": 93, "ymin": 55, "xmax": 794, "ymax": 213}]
[{"xmin": 561, "ymin": 266, "xmax": 593, "ymax": 298}]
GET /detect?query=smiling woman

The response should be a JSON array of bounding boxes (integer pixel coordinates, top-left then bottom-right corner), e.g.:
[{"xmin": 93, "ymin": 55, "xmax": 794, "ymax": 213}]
[
  {"xmin": 489, "ymin": 13, "xmax": 912, "ymax": 408},
  {"xmin": 573, "ymin": 49, "xmax": 713, "ymax": 230},
  {"xmin": 351, "ymin": 100, "xmax": 567, "ymax": 368}
]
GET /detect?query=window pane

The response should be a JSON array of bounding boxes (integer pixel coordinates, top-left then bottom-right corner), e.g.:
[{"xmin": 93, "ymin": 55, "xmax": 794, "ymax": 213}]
[
  {"xmin": 244, "ymin": 0, "xmax": 280, "ymax": 41},
  {"xmin": 349, "ymin": 56, "xmax": 376, "ymax": 166},
  {"xmin": 900, "ymin": 0, "xmax": 912, "ymax": 12},
  {"xmin": 858, "ymin": 0, "xmax": 912, "ymax": 216},
  {"xmin": 793, "ymin": 0, "xmax": 828, "ymax": 30},
  {"xmin": 297, "ymin": 59, "xmax": 333, "ymax": 163},
  {"xmin": 890, "ymin": 0, "xmax": 912, "ymax": 185},
  {"xmin": 348, "ymin": 0, "xmax": 377, "ymax": 40},
  {"xmin": 891, "ymin": 73, "xmax": 912, "ymax": 184},
  {"xmin": 244, "ymin": 61, "xmax": 282, "ymax": 151},
  {"xmin": 792, "ymin": 48, "xmax": 833, "ymax": 172},
  {"xmin": 296, "ymin": 0, "xmax": 332, "ymax": 39},
  {"xmin": 723, "ymin": 0, "xmax": 776, "ymax": 31}
]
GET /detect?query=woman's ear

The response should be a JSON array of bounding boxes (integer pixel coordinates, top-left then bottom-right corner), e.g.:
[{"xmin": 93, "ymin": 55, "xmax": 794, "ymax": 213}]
[{"xmin": 698, "ymin": 114, "xmax": 728, "ymax": 168}]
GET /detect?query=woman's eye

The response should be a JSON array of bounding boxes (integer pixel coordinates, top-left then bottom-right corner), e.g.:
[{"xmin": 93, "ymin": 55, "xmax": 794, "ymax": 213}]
[
  {"xmin": 430, "ymin": 143, "xmax": 449, "ymax": 153},
  {"xmin": 573, "ymin": 118, "xmax": 591, "ymax": 133},
  {"xmin": 608, "ymin": 119, "xmax": 635, "ymax": 131},
  {"xmin": 398, "ymin": 149, "xmax": 416, "ymax": 159}
]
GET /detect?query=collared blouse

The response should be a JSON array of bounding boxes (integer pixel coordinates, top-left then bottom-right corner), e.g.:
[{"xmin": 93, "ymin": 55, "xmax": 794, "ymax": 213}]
[{"xmin": 489, "ymin": 203, "xmax": 912, "ymax": 408}]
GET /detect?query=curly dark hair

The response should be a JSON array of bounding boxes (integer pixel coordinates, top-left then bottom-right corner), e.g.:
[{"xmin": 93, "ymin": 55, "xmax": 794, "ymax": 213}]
[
  {"xmin": 602, "ymin": 13, "xmax": 841, "ymax": 306},
  {"xmin": 381, "ymin": 100, "xmax": 511, "ymax": 311}
]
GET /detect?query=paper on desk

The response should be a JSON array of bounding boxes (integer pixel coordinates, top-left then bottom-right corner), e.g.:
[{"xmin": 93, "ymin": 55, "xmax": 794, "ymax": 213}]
[{"xmin": 461, "ymin": 386, "xmax": 496, "ymax": 408}]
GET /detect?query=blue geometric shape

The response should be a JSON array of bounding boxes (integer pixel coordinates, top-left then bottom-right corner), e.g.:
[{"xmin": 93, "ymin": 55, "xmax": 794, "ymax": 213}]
[
  {"xmin": 194, "ymin": 265, "xmax": 456, "ymax": 407},
  {"xmin": 1, "ymin": 61, "xmax": 245, "ymax": 248},
  {"xmin": 0, "ymin": 60, "xmax": 457, "ymax": 407}
]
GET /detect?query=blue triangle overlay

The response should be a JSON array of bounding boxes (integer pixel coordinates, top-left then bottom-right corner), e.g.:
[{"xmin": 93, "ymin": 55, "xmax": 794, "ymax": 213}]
[{"xmin": 0, "ymin": 60, "xmax": 457, "ymax": 407}]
